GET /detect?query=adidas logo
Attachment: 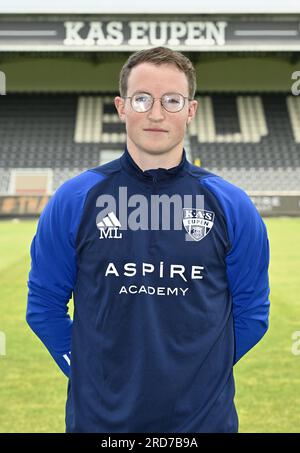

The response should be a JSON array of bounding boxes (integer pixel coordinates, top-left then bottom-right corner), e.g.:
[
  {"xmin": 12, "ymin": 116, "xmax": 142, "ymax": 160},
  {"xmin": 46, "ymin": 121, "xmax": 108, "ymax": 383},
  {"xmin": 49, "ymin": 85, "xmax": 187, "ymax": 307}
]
[{"xmin": 97, "ymin": 212, "xmax": 123, "ymax": 239}]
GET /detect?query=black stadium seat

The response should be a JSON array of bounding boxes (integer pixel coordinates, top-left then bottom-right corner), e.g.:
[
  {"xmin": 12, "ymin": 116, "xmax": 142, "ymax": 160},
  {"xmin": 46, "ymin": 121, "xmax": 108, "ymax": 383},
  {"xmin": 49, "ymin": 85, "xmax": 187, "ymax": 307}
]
[{"xmin": 0, "ymin": 92, "xmax": 299, "ymax": 193}]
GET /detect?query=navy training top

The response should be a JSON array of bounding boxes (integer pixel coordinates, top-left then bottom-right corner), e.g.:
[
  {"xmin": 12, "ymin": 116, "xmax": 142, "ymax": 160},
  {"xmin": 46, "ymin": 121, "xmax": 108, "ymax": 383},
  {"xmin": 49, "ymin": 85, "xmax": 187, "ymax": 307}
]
[{"xmin": 26, "ymin": 147, "xmax": 270, "ymax": 433}]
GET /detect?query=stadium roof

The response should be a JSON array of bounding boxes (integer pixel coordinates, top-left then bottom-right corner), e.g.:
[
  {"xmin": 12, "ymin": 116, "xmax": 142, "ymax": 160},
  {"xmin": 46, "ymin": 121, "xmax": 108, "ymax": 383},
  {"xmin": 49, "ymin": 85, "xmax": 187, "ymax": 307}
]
[{"xmin": 0, "ymin": 0, "xmax": 300, "ymax": 14}]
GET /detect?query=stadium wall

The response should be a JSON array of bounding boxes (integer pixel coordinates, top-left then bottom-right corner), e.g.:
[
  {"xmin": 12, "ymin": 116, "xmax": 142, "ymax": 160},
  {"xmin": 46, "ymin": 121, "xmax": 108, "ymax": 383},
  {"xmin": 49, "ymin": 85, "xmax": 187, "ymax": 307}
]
[{"xmin": 0, "ymin": 54, "xmax": 299, "ymax": 92}]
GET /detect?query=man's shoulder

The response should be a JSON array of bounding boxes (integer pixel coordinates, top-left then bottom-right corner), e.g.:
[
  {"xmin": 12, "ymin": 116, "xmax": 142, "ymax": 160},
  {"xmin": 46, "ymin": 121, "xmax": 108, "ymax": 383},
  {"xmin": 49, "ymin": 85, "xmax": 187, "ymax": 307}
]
[
  {"xmin": 188, "ymin": 163, "xmax": 255, "ymax": 210},
  {"xmin": 88, "ymin": 154, "xmax": 122, "ymax": 177},
  {"xmin": 187, "ymin": 161, "xmax": 218, "ymax": 181},
  {"xmin": 54, "ymin": 156, "xmax": 122, "ymax": 197},
  {"xmin": 53, "ymin": 169, "xmax": 103, "ymax": 198},
  {"xmin": 189, "ymin": 163, "xmax": 244, "ymax": 192}
]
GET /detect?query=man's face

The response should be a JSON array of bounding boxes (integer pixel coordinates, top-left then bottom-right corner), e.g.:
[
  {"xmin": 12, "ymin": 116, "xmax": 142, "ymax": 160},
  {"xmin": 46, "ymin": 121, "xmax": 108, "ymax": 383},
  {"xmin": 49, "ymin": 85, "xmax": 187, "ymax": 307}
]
[{"xmin": 114, "ymin": 62, "xmax": 198, "ymax": 157}]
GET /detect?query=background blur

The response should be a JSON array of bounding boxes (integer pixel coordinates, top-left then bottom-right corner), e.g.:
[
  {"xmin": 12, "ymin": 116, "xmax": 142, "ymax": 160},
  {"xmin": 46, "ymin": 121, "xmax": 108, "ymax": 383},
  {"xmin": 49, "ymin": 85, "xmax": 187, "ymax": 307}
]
[{"xmin": 0, "ymin": 1, "xmax": 300, "ymax": 433}]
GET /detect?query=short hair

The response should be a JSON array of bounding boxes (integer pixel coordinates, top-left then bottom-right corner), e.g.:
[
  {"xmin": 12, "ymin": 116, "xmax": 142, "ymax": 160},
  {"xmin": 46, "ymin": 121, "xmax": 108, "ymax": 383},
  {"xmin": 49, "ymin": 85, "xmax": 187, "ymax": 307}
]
[{"xmin": 119, "ymin": 46, "xmax": 197, "ymax": 99}]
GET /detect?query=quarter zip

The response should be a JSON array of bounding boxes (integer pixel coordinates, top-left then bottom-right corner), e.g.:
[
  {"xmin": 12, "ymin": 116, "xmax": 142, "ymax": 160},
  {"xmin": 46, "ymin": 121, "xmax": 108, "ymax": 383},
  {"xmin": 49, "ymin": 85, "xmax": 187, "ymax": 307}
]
[
  {"xmin": 119, "ymin": 147, "xmax": 190, "ymax": 252},
  {"xmin": 120, "ymin": 146, "xmax": 190, "ymax": 185}
]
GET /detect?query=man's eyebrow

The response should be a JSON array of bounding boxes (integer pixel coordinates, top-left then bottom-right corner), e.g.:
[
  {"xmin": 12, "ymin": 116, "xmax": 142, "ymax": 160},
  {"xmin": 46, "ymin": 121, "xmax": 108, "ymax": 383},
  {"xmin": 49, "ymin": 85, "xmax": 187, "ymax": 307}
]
[
  {"xmin": 127, "ymin": 90, "xmax": 152, "ymax": 96},
  {"xmin": 127, "ymin": 90, "xmax": 186, "ymax": 97}
]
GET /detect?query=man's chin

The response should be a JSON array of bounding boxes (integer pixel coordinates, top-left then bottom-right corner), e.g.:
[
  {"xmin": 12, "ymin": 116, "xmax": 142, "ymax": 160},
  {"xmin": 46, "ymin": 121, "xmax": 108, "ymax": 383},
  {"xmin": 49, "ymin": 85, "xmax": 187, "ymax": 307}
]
[
  {"xmin": 127, "ymin": 138, "xmax": 183, "ymax": 157},
  {"xmin": 143, "ymin": 148, "xmax": 169, "ymax": 155},
  {"xmin": 138, "ymin": 145, "xmax": 174, "ymax": 156}
]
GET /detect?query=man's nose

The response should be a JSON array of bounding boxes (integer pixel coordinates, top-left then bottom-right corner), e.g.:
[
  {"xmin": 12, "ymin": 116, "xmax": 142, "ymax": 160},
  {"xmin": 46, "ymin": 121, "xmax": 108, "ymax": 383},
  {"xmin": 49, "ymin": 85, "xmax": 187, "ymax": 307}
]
[{"xmin": 148, "ymin": 99, "xmax": 165, "ymax": 121}]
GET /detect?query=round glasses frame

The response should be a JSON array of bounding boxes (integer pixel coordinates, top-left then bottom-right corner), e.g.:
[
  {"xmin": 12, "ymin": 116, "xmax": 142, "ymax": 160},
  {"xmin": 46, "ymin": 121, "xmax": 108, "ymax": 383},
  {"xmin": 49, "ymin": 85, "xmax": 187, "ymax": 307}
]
[{"xmin": 123, "ymin": 92, "xmax": 193, "ymax": 113}]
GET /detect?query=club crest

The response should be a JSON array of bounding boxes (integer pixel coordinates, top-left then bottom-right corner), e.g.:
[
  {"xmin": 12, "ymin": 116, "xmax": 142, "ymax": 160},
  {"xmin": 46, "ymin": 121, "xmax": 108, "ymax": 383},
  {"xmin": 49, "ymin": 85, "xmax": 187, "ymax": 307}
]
[{"xmin": 182, "ymin": 209, "xmax": 215, "ymax": 241}]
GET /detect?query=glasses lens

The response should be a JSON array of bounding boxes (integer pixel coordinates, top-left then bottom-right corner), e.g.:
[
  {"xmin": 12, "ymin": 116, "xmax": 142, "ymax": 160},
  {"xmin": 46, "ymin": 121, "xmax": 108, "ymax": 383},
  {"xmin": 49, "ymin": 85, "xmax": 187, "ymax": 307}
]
[
  {"xmin": 162, "ymin": 93, "xmax": 184, "ymax": 112},
  {"xmin": 131, "ymin": 93, "xmax": 152, "ymax": 112}
]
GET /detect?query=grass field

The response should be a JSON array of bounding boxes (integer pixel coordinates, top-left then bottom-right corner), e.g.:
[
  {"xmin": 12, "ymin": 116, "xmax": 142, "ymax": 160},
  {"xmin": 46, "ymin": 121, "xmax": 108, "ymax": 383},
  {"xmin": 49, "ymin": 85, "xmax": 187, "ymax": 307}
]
[{"xmin": 0, "ymin": 217, "xmax": 299, "ymax": 433}]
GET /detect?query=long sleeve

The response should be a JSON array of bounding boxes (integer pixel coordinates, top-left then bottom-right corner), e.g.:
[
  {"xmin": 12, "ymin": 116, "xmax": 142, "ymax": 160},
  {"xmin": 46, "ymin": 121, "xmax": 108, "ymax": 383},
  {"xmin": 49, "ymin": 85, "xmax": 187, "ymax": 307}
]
[
  {"xmin": 201, "ymin": 177, "xmax": 270, "ymax": 364},
  {"xmin": 26, "ymin": 170, "xmax": 104, "ymax": 376}
]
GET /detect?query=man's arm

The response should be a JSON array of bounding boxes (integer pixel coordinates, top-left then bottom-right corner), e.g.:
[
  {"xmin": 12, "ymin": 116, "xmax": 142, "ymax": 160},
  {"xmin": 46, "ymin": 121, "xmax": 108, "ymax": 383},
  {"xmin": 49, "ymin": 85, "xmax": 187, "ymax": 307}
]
[
  {"xmin": 225, "ymin": 192, "xmax": 270, "ymax": 364},
  {"xmin": 26, "ymin": 171, "xmax": 104, "ymax": 377},
  {"xmin": 201, "ymin": 177, "xmax": 270, "ymax": 364},
  {"xmin": 26, "ymin": 182, "xmax": 77, "ymax": 377}
]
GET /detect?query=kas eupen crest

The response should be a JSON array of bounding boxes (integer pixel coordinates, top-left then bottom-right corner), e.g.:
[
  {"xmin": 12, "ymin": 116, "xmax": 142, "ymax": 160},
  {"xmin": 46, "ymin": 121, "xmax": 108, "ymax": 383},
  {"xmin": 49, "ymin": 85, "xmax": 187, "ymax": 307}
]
[{"xmin": 182, "ymin": 208, "xmax": 215, "ymax": 241}]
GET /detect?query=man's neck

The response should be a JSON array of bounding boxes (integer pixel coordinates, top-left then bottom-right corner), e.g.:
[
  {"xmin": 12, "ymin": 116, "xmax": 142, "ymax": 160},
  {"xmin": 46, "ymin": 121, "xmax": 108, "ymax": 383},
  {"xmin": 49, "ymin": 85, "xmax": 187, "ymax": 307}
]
[{"xmin": 127, "ymin": 143, "xmax": 184, "ymax": 171}]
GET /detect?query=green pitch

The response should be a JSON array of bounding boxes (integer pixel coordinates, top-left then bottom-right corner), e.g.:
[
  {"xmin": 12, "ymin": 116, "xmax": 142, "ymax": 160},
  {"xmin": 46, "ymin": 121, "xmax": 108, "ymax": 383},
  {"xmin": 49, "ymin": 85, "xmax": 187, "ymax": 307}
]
[{"xmin": 0, "ymin": 217, "xmax": 299, "ymax": 433}]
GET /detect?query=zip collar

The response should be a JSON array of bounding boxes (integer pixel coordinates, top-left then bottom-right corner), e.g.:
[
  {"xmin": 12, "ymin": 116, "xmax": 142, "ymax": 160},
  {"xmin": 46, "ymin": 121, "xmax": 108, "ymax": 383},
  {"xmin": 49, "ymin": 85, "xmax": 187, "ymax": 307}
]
[{"xmin": 120, "ymin": 146, "xmax": 189, "ymax": 183}]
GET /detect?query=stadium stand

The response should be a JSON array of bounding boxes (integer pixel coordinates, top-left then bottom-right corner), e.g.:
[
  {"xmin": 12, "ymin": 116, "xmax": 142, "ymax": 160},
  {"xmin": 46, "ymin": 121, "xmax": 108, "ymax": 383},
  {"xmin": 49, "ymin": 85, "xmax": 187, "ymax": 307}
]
[{"xmin": 0, "ymin": 92, "xmax": 299, "ymax": 194}]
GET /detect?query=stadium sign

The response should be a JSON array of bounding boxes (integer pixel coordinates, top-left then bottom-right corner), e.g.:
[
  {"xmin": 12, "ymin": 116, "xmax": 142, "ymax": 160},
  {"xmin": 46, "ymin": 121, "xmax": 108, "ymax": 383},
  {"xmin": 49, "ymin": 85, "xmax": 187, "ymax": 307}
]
[
  {"xmin": 64, "ymin": 21, "xmax": 227, "ymax": 47},
  {"xmin": 0, "ymin": 195, "xmax": 49, "ymax": 217},
  {"xmin": 0, "ymin": 70, "xmax": 5, "ymax": 95},
  {"xmin": 250, "ymin": 194, "xmax": 300, "ymax": 216},
  {"xmin": 0, "ymin": 18, "xmax": 300, "ymax": 50}
]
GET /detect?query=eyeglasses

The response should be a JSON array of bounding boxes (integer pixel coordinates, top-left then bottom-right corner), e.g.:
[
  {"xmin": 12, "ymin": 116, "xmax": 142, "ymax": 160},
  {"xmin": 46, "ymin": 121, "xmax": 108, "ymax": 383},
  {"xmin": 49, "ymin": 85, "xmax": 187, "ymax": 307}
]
[{"xmin": 123, "ymin": 92, "xmax": 192, "ymax": 113}]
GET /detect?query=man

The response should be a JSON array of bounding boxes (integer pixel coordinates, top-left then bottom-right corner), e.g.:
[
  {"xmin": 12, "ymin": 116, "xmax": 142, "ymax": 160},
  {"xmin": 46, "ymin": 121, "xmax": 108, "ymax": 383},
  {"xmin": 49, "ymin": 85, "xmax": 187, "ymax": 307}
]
[{"xmin": 26, "ymin": 46, "xmax": 270, "ymax": 433}]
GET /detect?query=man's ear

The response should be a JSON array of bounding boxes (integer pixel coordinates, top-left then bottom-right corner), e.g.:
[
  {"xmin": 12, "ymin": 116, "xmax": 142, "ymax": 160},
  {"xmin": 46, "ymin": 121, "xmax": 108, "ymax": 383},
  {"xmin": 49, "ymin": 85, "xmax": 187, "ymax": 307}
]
[
  {"xmin": 114, "ymin": 96, "xmax": 126, "ymax": 122},
  {"xmin": 186, "ymin": 99, "xmax": 198, "ymax": 125}
]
